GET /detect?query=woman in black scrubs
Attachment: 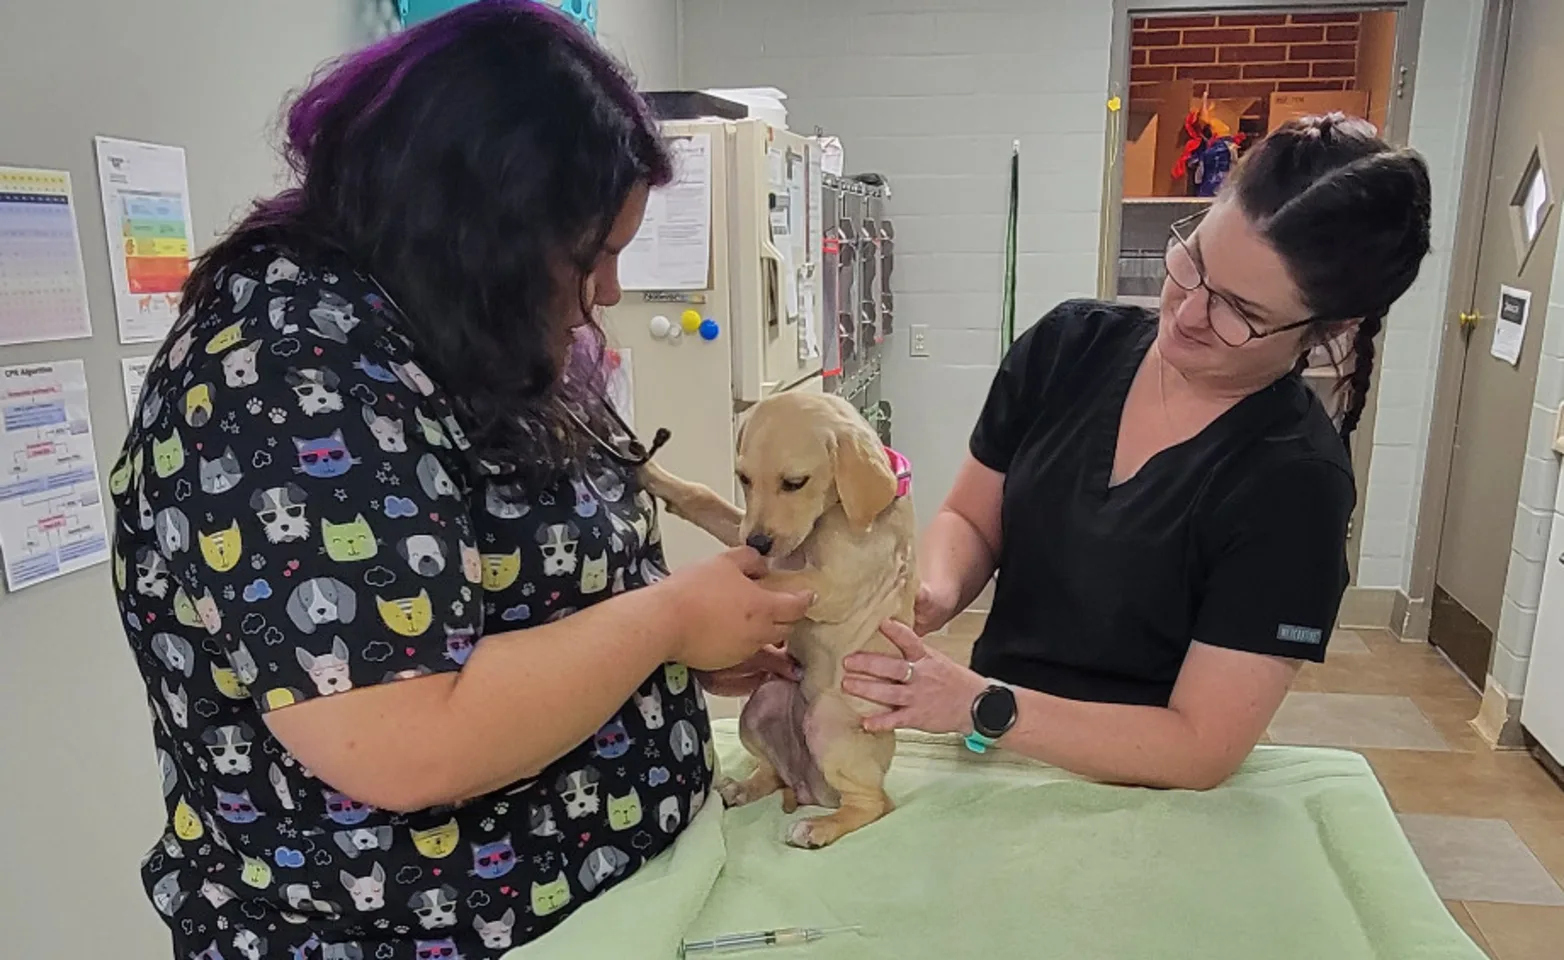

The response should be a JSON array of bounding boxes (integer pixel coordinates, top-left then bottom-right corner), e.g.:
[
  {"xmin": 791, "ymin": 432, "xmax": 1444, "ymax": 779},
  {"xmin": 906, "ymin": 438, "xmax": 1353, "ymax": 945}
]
[{"xmin": 843, "ymin": 116, "xmax": 1432, "ymax": 790}]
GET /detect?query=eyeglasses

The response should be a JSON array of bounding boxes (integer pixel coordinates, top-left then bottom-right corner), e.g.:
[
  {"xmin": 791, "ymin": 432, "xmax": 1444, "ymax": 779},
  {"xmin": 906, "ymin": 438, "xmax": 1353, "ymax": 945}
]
[{"xmin": 1165, "ymin": 211, "xmax": 1319, "ymax": 347}]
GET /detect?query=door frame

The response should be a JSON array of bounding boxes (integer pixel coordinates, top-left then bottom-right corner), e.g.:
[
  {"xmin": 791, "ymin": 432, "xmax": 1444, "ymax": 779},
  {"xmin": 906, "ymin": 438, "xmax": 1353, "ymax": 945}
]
[
  {"xmin": 1403, "ymin": 0, "xmax": 1512, "ymax": 640},
  {"xmin": 1099, "ymin": 0, "xmax": 1427, "ymax": 581}
]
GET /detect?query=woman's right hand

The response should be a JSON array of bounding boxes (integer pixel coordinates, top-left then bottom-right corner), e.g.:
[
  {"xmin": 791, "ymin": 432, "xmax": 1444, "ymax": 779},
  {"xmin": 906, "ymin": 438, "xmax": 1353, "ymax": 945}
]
[
  {"xmin": 657, "ymin": 547, "xmax": 813, "ymax": 671},
  {"xmin": 914, "ymin": 578, "xmax": 960, "ymax": 636}
]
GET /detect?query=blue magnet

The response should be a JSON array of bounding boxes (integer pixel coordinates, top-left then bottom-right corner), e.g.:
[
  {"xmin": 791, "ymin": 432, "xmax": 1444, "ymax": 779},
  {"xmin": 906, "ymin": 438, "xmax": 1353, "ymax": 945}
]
[{"xmin": 698, "ymin": 318, "xmax": 720, "ymax": 341}]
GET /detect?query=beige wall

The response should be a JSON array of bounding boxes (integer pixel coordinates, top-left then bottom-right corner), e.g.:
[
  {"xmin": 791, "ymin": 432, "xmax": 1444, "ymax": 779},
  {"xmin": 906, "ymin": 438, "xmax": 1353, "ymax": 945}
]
[
  {"xmin": 0, "ymin": 7, "xmax": 377, "ymax": 956},
  {"xmin": 0, "ymin": 4, "xmax": 683, "ymax": 954}
]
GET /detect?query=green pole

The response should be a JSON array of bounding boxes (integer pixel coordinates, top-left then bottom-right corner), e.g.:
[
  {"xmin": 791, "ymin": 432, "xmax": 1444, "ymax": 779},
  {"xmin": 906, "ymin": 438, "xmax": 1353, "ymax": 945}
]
[{"xmin": 1000, "ymin": 140, "xmax": 1019, "ymax": 355}]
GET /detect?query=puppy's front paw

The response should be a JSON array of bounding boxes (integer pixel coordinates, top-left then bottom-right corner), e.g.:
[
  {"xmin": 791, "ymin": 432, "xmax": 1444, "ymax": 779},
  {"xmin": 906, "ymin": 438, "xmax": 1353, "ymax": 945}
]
[
  {"xmin": 717, "ymin": 772, "xmax": 778, "ymax": 808},
  {"xmin": 785, "ymin": 818, "xmax": 832, "ymax": 850},
  {"xmin": 716, "ymin": 777, "xmax": 746, "ymax": 808}
]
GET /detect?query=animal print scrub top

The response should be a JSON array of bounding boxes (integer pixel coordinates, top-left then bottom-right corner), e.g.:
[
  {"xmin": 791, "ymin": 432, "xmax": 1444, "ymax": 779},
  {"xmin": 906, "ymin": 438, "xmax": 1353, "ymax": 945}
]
[{"xmin": 109, "ymin": 245, "xmax": 714, "ymax": 960}]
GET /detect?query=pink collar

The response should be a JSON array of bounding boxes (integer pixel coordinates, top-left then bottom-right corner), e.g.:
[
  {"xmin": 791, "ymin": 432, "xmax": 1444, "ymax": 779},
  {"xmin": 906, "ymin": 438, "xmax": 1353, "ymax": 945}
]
[{"xmin": 885, "ymin": 446, "xmax": 911, "ymax": 498}]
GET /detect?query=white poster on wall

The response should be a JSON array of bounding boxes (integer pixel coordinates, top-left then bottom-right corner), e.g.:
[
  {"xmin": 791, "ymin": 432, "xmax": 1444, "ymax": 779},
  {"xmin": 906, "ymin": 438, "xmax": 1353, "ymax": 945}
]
[
  {"xmin": 1491, "ymin": 284, "xmax": 1531, "ymax": 367},
  {"xmin": 620, "ymin": 133, "xmax": 712, "ymax": 291},
  {"xmin": 121, "ymin": 355, "xmax": 154, "ymax": 421},
  {"xmin": 0, "ymin": 360, "xmax": 111, "ymax": 591},
  {"xmin": 605, "ymin": 346, "xmax": 634, "ymax": 433},
  {"xmin": 94, "ymin": 136, "xmax": 196, "ymax": 345}
]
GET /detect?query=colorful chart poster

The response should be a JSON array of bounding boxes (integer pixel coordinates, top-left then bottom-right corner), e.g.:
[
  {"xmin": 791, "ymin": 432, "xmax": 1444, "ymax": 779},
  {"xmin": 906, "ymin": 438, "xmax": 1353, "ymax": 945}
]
[
  {"xmin": 0, "ymin": 166, "xmax": 94, "ymax": 347},
  {"xmin": 0, "ymin": 360, "xmax": 110, "ymax": 591},
  {"xmin": 94, "ymin": 136, "xmax": 196, "ymax": 345}
]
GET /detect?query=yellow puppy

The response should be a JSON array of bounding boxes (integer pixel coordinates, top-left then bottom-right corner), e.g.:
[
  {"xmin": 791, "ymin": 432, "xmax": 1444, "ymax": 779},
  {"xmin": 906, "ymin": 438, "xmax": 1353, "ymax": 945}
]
[{"xmin": 642, "ymin": 391, "xmax": 915, "ymax": 848}]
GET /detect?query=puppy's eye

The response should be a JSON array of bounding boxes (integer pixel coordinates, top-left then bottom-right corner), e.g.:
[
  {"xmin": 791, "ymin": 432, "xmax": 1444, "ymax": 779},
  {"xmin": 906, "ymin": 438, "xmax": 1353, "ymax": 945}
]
[
  {"xmin": 737, "ymin": 473, "xmax": 751, "ymax": 488},
  {"xmin": 780, "ymin": 476, "xmax": 809, "ymax": 493}
]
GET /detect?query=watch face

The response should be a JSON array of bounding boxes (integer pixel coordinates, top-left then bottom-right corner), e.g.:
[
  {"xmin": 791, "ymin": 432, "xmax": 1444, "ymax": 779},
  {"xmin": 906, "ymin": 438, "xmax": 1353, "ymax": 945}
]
[{"xmin": 974, "ymin": 685, "xmax": 1017, "ymax": 735}]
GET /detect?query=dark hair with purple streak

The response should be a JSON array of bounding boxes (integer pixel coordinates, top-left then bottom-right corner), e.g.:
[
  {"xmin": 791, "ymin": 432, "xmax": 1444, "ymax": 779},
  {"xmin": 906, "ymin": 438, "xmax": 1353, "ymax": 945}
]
[{"xmin": 183, "ymin": 0, "xmax": 672, "ymax": 485}]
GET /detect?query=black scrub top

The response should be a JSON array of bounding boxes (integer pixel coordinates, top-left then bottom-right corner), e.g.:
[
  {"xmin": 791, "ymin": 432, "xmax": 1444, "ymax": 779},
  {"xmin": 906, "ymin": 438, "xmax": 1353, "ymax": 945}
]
[{"xmin": 969, "ymin": 300, "xmax": 1355, "ymax": 707}]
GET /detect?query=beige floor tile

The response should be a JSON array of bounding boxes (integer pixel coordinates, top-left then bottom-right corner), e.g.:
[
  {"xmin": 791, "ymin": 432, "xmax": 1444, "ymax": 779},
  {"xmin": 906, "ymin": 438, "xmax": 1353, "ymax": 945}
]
[
  {"xmin": 1511, "ymin": 819, "xmax": 1564, "ymax": 886},
  {"xmin": 925, "ymin": 633, "xmax": 974, "ymax": 665},
  {"xmin": 1355, "ymin": 627, "xmax": 1412, "ymax": 651},
  {"xmin": 1465, "ymin": 903, "xmax": 1564, "ymax": 960},
  {"xmin": 1295, "ymin": 649, "xmax": 1479, "ymax": 698},
  {"xmin": 1411, "ymin": 694, "xmax": 1492, "ymax": 753},
  {"xmin": 1398, "ymin": 814, "xmax": 1564, "ymax": 905},
  {"xmin": 1269, "ymin": 692, "xmax": 1450, "ymax": 751},
  {"xmin": 943, "ymin": 610, "xmax": 987, "ymax": 640},
  {"xmin": 1328, "ymin": 629, "xmax": 1373, "ymax": 655},
  {"xmin": 1446, "ymin": 901, "xmax": 1494, "ymax": 956},
  {"xmin": 1362, "ymin": 750, "xmax": 1564, "ymax": 823}
]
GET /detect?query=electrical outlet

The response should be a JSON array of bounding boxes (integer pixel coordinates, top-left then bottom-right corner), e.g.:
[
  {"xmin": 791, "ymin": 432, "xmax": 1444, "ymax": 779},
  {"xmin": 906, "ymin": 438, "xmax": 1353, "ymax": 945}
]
[{"xmin": 909, "ymin": 324, "xmax": 930, "ymax": 357}]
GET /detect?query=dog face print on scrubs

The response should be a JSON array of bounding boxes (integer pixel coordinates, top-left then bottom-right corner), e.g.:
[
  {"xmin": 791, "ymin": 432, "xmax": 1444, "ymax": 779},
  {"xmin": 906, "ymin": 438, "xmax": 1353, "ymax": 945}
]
[{"xmin": 108, "ymin": 246, "xmax": 711, "ymax": 956}]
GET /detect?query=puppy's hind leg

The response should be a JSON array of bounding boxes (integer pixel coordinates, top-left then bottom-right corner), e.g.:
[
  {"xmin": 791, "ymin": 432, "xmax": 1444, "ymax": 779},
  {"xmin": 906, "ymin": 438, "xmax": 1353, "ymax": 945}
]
[
  {"xmin": 718, "ymin": 678, "xmax": 826, "ymax": 810},
  {"xmin": 638, "ymin": 461, "xmax": 744, "ymax": 548},
  {"xmin": 716, "ymin": 680, "xmax": 788, "ymax": 807},
  {"xmin": 786, "ymin": 704, "xmax": 895, "ymax": 849}
]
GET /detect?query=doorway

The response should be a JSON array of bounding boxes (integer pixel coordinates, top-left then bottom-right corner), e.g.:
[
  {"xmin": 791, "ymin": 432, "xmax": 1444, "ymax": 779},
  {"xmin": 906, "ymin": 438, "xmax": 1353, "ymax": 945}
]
[
  {"xmin": 1101, "ymin": 1, "xmax": 1423, "ymax": 581},
  {"xmin": 1428, "ymin": 0, "xmax": 1562, "ymax": 688}
]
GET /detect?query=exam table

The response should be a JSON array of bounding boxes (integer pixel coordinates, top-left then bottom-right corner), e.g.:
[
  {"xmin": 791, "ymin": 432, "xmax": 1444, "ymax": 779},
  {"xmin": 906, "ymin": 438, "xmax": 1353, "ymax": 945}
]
[{"xmin": 513, "ymin": 720, "xmax": 1486, "ymax": 959}]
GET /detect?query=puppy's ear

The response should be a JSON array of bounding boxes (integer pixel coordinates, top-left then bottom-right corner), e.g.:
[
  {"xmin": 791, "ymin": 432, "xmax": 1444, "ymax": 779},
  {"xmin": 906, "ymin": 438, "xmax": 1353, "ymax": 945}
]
[
  {"xmin": 734, "ymin": 408, "xmax": 752, "ymax": 456},
  {"xmin": 833, "ymin": 420, "xmax": 897, "ymax": 532}
]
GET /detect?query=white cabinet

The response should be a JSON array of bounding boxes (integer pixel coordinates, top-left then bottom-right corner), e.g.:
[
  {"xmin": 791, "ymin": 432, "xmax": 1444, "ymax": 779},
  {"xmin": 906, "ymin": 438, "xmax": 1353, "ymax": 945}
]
[{"xmin": 1521, "ymin": 508, "xmax": 1564, "ymax": 758}]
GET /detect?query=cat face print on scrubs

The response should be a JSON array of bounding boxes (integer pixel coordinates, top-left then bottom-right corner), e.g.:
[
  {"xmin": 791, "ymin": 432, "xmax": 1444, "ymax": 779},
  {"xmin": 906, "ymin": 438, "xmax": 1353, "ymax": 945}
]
[
  {"xmin": 109, "ymin": 245, "xmax": 710, "ymax": 958},
  {"xmin": 199, "ymin": 448, "xmax": 244, "ymax": 494},
  {"xmin": 294, "ymin": 431, "xmax": 358, "ymax": 479},
  {"xmin": 322, "ymin": 514, "xmax": 378, "ymax": 562}
]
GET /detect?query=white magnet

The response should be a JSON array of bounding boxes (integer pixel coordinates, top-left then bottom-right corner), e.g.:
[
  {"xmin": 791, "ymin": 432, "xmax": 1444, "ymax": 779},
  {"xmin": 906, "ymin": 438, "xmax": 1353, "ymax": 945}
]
[{"xmin": 649, "ymin": 314, "xmax": 672, "ymax": 339}]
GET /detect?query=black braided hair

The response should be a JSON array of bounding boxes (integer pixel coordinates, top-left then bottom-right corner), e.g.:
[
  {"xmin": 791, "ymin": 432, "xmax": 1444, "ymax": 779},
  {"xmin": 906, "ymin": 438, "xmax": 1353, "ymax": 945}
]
[
  {"xmin": 1228, "ymin": 113, "xmax": 1432, "ymax": 449},
  {"xmin": 1336, "ymin": 308, "xmax": 1385, "ymax": 451}
]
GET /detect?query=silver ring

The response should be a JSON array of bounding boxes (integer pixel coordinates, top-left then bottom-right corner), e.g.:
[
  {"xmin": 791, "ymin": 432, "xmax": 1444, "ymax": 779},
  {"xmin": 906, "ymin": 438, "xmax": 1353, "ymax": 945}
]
[{"xmin": 902, "ymin": 660, "xmax": 915, "ymax": 684}]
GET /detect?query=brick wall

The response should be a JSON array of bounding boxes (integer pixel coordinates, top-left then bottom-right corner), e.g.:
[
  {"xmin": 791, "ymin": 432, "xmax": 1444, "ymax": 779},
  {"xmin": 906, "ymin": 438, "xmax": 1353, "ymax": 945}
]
[{"xmin": 1131, "ymin": 12, "xmax": 1362, "ymax": 123}]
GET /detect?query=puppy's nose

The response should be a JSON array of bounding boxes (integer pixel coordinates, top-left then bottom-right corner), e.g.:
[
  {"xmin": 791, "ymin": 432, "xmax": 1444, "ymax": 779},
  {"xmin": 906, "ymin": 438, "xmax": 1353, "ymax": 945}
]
[{"xmin": 746, "ymin": 532, "xmax": 774, "ymax": 556}]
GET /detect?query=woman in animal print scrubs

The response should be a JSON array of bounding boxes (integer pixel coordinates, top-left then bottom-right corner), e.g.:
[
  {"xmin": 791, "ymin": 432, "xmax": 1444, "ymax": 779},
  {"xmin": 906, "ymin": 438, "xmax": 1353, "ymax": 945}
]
[{"xmin": 108, "ymin": 6, "xmax": 810, "ymax": 958}]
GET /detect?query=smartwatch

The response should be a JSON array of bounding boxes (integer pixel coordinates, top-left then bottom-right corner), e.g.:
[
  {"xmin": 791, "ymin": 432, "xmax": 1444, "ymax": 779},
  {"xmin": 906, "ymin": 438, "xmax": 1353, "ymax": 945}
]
[{"xmin": 964, "ymin": 683, "xmax": 1018, "ymax": 754}]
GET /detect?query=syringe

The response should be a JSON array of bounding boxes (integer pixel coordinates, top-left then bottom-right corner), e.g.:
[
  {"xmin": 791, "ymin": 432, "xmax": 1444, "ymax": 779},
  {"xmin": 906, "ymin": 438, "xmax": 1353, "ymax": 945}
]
[{"xmin": 678, "ymin": 924, "xmax": 863, "ymax": 956}]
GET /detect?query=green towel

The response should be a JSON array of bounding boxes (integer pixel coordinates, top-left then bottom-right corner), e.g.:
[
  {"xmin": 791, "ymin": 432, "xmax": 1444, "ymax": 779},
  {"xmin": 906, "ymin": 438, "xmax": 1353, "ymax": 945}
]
[{"xmin": 512, "ymin": 721, "xmax": 1483, "ymax": 960}]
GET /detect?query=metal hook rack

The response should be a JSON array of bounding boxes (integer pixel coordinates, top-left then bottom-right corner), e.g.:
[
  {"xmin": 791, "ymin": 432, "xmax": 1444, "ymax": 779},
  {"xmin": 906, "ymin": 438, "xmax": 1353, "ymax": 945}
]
[{"xmin": 820, "ymin": 163, "xmax": 894, "ymax": 444}]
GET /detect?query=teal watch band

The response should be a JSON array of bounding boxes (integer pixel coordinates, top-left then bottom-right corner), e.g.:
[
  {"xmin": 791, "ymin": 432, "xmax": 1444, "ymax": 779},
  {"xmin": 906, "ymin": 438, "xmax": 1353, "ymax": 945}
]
[{"xmin": 963, "ymin": 730, "xmax": 998, "ymax": 754}]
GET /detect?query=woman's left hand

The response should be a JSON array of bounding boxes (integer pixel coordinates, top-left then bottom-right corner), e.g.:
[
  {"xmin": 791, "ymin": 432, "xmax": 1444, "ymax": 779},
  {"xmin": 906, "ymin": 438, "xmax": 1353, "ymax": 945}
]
[{"xmin": 842, "ymin": 620, "xmax": 989, "ymax": 735}]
